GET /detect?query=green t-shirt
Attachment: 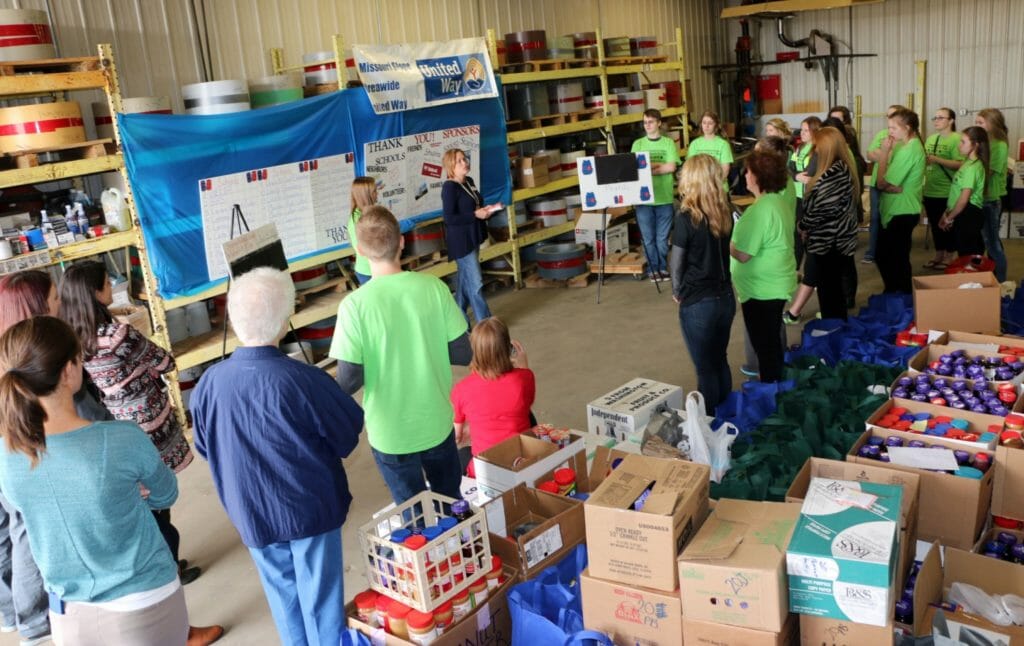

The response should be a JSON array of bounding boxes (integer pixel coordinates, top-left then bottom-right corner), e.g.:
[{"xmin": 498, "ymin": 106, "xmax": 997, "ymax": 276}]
[
  {"xmin": 790, "ymin": 143, "xmax": 812, "ymax": 199},
  {"xmin": 687, "ymin": 135, "xmax": 733, "ymax": 192},
  {"xmin": 867, "ymin": 129, "xmax": 894, "ymax": 187},
  {"xmin": 730, "ymin": 191, "xmax": 796, "ymax": 303},
  {"xmin": 346, "ymin": 208, "xmax": 371, "ymax": 275},
  {"xmin": 879, "ymin": 138, "xmax": 925, "ymax": 226},
  {"xmin": 923, "ymin": 133, "xmax": 964, "ymax": 198},
  {"xmin": 987, "ymin": 139, "xmax": 1009, "ymax": 201},
  {"xmin": 329, "ymin": 271, "xmax": 468, "ymax": 454},
  {"xmin": 631, "ymin": 135, "xmax": 680, "ymax": 205},
  {"xmin": 947, "ymin": 158, "xmax": 986, "ymax": 210}
]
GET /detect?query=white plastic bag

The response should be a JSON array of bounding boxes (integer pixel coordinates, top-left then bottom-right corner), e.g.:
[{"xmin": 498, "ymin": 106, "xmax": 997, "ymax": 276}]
[
  {"xmin": 683, "ymin": 391, "xmax": 738, "ymax": 483},
  {"xmin": 949, "ymin": 582, "xmax": 1014, "ymax": 626}
]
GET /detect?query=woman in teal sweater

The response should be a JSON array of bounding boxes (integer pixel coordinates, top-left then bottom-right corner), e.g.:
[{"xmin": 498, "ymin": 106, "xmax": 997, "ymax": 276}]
[{"xmin": 0, "ymin": 317, "xmax": 199, "ymax": 644}]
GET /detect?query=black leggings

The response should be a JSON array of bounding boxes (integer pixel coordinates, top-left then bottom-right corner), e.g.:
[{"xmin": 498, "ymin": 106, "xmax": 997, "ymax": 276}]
[
  {"xmin": 741, "ymin": 298, "xmax": 786, "ymax": 383},
  {"xmin": 924, "ymin": 196, "xmax": 955, "ymax": 253},
  {"xmin": 876, "ymin": 215, "xmax": 917, "ymax": 294},
  {"xmin": 953, "ymin": 203, "xmax": 985, "ymax": 257},
  {"xmin": 813, "ymin": 250, "xmax": 856, "ymax": 321}
]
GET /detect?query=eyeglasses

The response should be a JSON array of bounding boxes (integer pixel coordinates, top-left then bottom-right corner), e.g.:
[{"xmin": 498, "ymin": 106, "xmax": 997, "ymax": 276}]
[{"xmin": 931, "ymin": 116, "xmax": 948, "ymax": 121}]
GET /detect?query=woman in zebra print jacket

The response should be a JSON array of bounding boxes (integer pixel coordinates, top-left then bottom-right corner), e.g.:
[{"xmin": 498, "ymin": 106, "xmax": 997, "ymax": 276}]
[{"xmin": 799, "ymin": 127, "xmax": 860, "ymax": 321}]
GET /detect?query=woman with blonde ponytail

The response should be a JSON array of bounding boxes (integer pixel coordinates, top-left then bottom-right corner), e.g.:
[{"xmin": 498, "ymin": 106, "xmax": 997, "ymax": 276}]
[
  {"xmin": 669, "ymin": 155, "xmax": 736, "ymax": 409},
  {"xmin": 0, "ymin": 317, "xmax": 191, "ymax": 644}
]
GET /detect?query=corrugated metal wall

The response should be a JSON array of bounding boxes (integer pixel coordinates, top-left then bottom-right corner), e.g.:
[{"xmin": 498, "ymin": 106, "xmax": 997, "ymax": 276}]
[
  {"xmin": 721, "ymin": 0, "xmax": 1023, "ymax": 144},
  {"xmin": 0, "ymin": 0, "xmax": 728, "ymax": 120}
]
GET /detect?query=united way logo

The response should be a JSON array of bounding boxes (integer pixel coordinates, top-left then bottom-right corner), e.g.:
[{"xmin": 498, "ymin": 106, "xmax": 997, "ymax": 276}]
[{"xmin": 418, "ymin": 54, "xmax": 492, "ymax": 101}]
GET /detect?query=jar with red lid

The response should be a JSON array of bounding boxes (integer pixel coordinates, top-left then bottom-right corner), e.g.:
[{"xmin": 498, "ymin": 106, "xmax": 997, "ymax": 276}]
[
  {"xmin": 375, "ymin": 594, "xmax": 392, "ymax": 631},
  {"xmin": 433, "ymin": 600, "xmax": 454, "ymax": 634},
  {"xmin": 387, "ymin": 599, "xmax": 412, "ymax": 639},
  {"xmin": 537, "ymin": 480, "xmax": 559, "ymax": 494},
  {"xmin": 486, "ymin": 555, "xmax": 503, "ymax": 590},
  {"xmin": 406, "ymin": 609, "xmax": 437, "ymax": 644},
  {"xmin": 353, "ymin": 589, "xmax": 379, "ymax": 627},
  {"xmin": 554, "ymin": 468, "xmax": 576, "ymax": 495},
  {"xmin": 404, "ymin": 534, "xmax": 429, "ymax": 602},
  {"xmin": 469, "ymin": 578, "xmax": 489, "ymax": 607},
  {"xmin": 451, "ymin": 588, "xmax": 472, "ymax": 621}
]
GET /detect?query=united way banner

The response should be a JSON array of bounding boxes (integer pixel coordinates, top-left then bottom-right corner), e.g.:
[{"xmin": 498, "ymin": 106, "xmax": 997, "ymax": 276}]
[
  {"xmin": 120, "ymin": 87, "xmax": 509, "ymax": 299},
  {"xmin": 353, "ymin": 38, "xmax": 497, "ymax": 114}
]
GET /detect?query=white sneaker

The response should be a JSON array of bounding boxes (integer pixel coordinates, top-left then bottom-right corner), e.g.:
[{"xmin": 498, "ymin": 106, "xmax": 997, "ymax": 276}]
[
  {"xmin": 1, "ymin": 624, "xmax": 15, "ymax": 633},
  {"xmin": 20, "ymin": 634, "xmax": 51, "ymax": 646}
]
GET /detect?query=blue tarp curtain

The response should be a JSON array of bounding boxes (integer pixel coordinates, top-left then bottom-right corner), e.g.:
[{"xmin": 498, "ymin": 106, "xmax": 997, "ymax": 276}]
[{"xmin": 120, "ymin": 88, "xmax": 511, "ymax": 298}]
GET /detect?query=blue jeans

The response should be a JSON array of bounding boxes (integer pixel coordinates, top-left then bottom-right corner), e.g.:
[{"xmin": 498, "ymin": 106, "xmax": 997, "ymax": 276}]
[
  {"xmin": 866, "ymin": 186, "xmax": 881, "ymax": 259},
  {"xmin": 0, "ymin": 494, "xmax": 48, "ymax": 640},
  {"xmin": 454, "ymin": 250, "xmax": 491, "ymax": 322},
  {"xmin": 635, "ymin": 203, "xmax": 674, "ymax": 274},
  {"xmin": 372, "ymin": 431, "xmax": 463, "ymax": 505},
  {"xmin": 249, "ymin": 528, "xmax": 343, "ymax": 646},
  {"xmin": 679, "ymin": 291, "xmax": 736, "ymax": 411},
  {"xmin": 981, "ymin": 200, "xmax": 1007, "ymax": 282}
]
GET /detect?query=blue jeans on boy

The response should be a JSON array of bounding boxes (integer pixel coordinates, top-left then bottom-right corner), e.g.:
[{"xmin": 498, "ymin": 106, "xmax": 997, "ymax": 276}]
[
  {"xmin": 866, "ymin": 186, "xmax": 881, "ymax": 259},
  {"xmin": 981, "ymin": 200, "xmax": 1007, "ymax": 282},
  {"xmin": 679, "ymin": 291, "xmax": 736, "ymax": 411},
  {"xmin": 454, "ymin": 250, "xmax": 491, "ymax": 322},
  {"xmin": 372, "ymin": 431, "xmax": 463, "ymax": 505},
  {"xmin": 635, "ymin": 203, "xmax": 674, "ymax": 274},
  {"xmin": 0, "ymin": 495, "xmax": 48, "ymax": 640},
  {"xmin": 249, "ymin": 528, "xmax": 343, "ymax": 646}
]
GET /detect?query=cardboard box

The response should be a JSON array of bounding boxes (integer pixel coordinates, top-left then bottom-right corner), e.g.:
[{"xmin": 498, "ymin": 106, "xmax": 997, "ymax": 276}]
[
  {"xmin": 913, "ymin": 272, "xmax": 1001, "ymax": 335},
  {"xmin": 937, "ymin": 330, "xmax": 1024, "ymax": 353},
  {"xmin": 926, "ymin": 547, "xmax": 1024, "ymax": 645},
  {"xmin": 785, "ymin": 458, "xmax": 920, "ymax": 593},
  {"xmin": 580, "ymin": 568, "xmax": 682, "ymax": 646},
  {"xmin": 678, "ymin": 499, "xmax": 801, "ymax": 632},
  {"xmin": 993, "ymin": 444, "xmax": 1024, "ymax": 522},
  {"xmin": 865, "ymin": 396, "xmax": 1001, "ymax": 451},
  {"xmin": 799, "ymin": 614, "xmax": 895, "ymax": 646},
  {"xmin": 515, "ymin": 155, "xmax": 549, "ymax": 189},
  {"xmin": 896, "ymin": 541, "xmax": 942, "ymax": 638},
  {"xmin": 786, "ymin": 478, "xmax": 902, "ymax": 627},
  {"xmin": 585, "ymin": 453, "xmax": 710, "ymax": 591},
  {"xmin": 346, "ymin": 534, "xmax": 520, "ymax": 645},
  {"xmin": 586, "ymin": 378, "xmax": 685, "ymax": 442},
  {"xmin": 111, "ymin": 304, "xmax": 152, "ymax": 338},
  {"xmin": 847, "ymin": 428, "xmax": 994, "ymax": 550},
  {"xmin": 482, "ymin": 484, "xmax": 585, "ymax": 578},
  {"xmin": 575, "ymin": 222, "xmax": 628, "ymax": 259},
  {"xmin": 906, "ymin": 344, "xmax": 1024, "ymax": 392},
  {"xmin": 684, "ymin": 613, "xmax": 798, "ymax": 646},
  {"xmin": 472, "ymin": 431, "xmax": 587, "ymax": 501}
]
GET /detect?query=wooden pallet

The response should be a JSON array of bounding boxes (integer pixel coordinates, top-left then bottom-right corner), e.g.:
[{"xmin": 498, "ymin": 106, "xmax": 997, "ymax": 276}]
[
  {"xmin": 0, "ymin": 55, "xmax": 101, "ymax": 76},
  {"xmin": 399, "ymin": 249, "xmax": 444, "ymax": 270},
  {"xmin": 522, "ymin": 113, "xmax": 567, "ymax": 129},
  {"xmin": 524, "ymin": 270, "xmax": 591, "ymax": 289},
  {"xmin": 6, "ymin": 138, "xmax": 114, "ymax": 169},
  {"xmin": 303, "ymin": 82, "xmax": 339, "ymax": 97},
  {"xmin": 605, "ymin": 55, "xmax": 669, "ymax": 66},
  {"xmin": 500, "ymin": 58, "xmax": 598, "ymax": 73},
  {"xmin": 589, "ymin": 251, "xmax": 646, "ymax": 275},
  {"xmin": 295, "ymin": 275, "xmax": 350, "ymax": 305},
  {"xmin": 489, "ymin": 218, "xmax": 540, "ymax": 242},
  {"xmin": 566, "ymin": 107, "xmax": 603, "ymax": 122}
]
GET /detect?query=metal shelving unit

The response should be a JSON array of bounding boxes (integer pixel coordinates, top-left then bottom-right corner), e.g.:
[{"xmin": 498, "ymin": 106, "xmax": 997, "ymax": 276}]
[{"xmin": 489, "ymin": 27, "xmax": 690, "ymax": 285}]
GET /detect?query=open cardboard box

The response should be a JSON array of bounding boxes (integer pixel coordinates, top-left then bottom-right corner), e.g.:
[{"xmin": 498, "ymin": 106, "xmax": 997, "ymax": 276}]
[
  {"xmin": 786, "ymin": 457, "xmax": 920, "ymax": 593},
  {"xmin": 585, "ymin": 378, "xmax": 684, "ymax": 443},
  {"xmin": 866, "ymin": 396, "xmax": 1001, "ymax": 451},
  {"xmin": 927, "ymin": 547, "xmax": 1024, "ymax": 645},
  {"xmin": 913, "ymin": 272, "xmax": 1001, "ymax": 335},
  {"xmin": 346, "ymin": 533, "xmax": 522, "ymax": 645},
  {"xmin": 482, "ymin": 483, "xmax": 585, "ymax": 579},
  {"xmin": 934, "ymin": 330, "xmax": 1024, "ymax": 353},
  {"xmin": 994, "ymin": 444, "xmax": 1024, "ymax": 523},
  {"xmin": 891, "ymin": 541, "xmax": 943, "ymax": 639},
  {"xmin": 905, "ymin": 349, "xmax": 1024, "ymax": 394},
  {"xmin": 472, "ymin": 430, "xmax": 588, "ymax": 501},
  {"xmin": 677, "ymin": 499, "xmax": 801, "ymax": 633},
  {"xmin": 847, "ymin": 428, "xmax": 993, "ymax": 550},
  {"xmin": 584, "ymin": 453, "xmax": 710, "ymax": 591}
]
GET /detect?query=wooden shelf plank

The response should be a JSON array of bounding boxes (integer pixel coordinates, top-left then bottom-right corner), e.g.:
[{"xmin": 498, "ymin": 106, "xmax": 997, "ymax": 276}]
[
  {"xmin": 0, "ymin": 69, "xmax": 108, "ymax": 95},
  {"xmin": 720, "ymin": 0, "xmax": 882, "ymax": 18},
  {"xmin": 507, "ymin": 117, "xmax": 607, "ymax": 144},
  {"xmin": 0, "ymin": 154, "xmax": 123, "ymax": 189},
  {"xmin": 500, "ymin": 67, "xmax": 603, "ymax": 85},
  {"xmin": 48, "ymin": 229, "xmax": 137, "ymax": 265},
  {"xmin": 604, "ymin": 61, "xmax": 684, "ymax": 75},
  {"xmin": 512, "ymin": 175, "xmax": 580, "ymax": 203},
  {"xmin": 516, "ymin": 220, "xmax": 576, "ymax": 247}
]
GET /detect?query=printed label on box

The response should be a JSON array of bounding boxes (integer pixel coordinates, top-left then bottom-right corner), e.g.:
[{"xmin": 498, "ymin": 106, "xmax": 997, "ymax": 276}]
[{"xmin": 523, "ymin": 524, "xmax": 563, "ymax": 569}]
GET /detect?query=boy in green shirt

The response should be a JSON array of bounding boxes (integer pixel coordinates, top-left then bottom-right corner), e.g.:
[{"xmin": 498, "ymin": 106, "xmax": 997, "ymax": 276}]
[
  {"xmin": 330, "ymin": 206, "xmax": 471, "ymax": 504},
  {"xmin": 631, "ymin": 109, "xmax": 680, "ymax": 281}
]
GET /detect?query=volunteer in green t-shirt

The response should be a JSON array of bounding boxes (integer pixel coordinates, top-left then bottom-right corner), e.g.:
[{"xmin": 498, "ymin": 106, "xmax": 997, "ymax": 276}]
[
  {"xmin": 976, "ymin": 108, "xmax": 1010, "ymax": 281},
  {"xmin": 687, "ymin": 110, "xmax": 734, "ymax": 192},
  {"xmin": 875, "ymin": 108, "xmax": 925, "ymax": 294},
  {"xmin": 864, "ymin": 104, "xmax": 908, "ymax": 264},
  {"xmin": 922, "ymin": 108, "xmax": 965, "ymax": 269},
  {"xmin": 939, "ymin": 126, "xmax": 989, "ymax": 258},
  {"xmin": 347, "ymin": 176, "xmax": 377, "ymax": 284},
  {"xmin": 730, "ymin": 150, "xmax": 796, "ymax": 383},
  {"xmin": 631, "ymin": 109, "xmax": 681, "ymax": 281},
  {"xmin": 330, "ymin": 206, "xmax": 471, "ymax": 505}
]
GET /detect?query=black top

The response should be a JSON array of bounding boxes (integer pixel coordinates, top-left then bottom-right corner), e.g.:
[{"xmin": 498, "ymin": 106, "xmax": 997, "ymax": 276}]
[
  {"xmin": 441, "ymin": 177, "xmax": 487, "ymax": 260},
  {"xmin": 669, "ymin": 208, "xmax": 733, "ymax": 305}
]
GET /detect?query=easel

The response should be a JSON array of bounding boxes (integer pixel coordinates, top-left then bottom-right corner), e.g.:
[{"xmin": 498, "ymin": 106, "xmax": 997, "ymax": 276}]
[{"xmin": 220, "ymin": 204, "xmax": 312, "ymax": 364}]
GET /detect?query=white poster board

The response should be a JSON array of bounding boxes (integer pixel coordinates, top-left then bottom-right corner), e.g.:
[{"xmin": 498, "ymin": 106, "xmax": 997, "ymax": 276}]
[
  {"xmin": 364, "ymin": 124, "xmax": 480, "ymax": 220},
  {"xmin": 353, "ymin": 38, "xmax": 497, "ymax": 114},
  {"xmin": 576, "ymin": 152, "xmax": 655, "ymax": 211},
  {"xmin": 198, "ymin": 152, "xmax": 355, "ymax": 281}
]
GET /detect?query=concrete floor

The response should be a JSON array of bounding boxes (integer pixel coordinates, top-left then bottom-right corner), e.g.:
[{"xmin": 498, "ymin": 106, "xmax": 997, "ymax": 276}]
[{"xmin": 4, "ymin": 225, "xmax": 1021, "ymax": 645}]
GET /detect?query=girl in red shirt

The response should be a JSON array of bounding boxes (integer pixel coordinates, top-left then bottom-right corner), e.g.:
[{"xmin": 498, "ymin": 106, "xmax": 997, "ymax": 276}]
[{"xmin": 452, "ymin": 318, "xmax": 535, "ymax": 476}]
